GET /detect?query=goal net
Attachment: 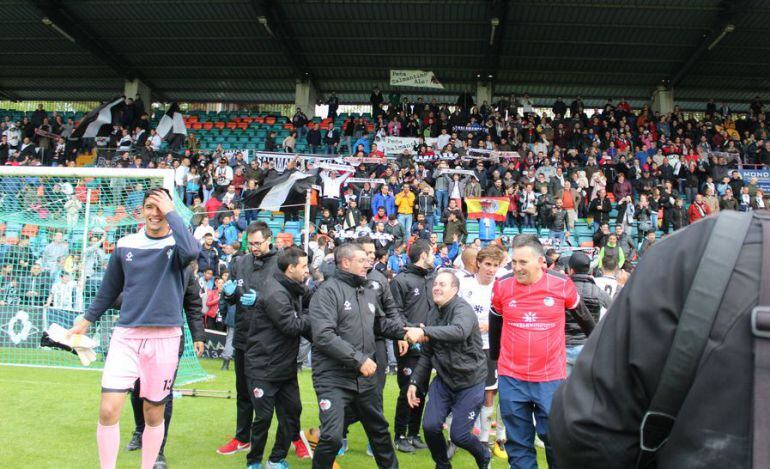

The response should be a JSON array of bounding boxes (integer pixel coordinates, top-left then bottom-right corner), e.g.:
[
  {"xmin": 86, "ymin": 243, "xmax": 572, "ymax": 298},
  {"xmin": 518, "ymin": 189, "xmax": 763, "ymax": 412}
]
[{"xmin": 0, "ymin": 166, "xmax": 208, "ymax": 385}]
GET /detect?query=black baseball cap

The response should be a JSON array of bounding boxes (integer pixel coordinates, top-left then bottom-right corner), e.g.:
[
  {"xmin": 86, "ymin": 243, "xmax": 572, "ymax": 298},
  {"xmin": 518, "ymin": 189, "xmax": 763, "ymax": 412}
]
[{"xmin": 568, "ymin": 251, "xmax": 591, "ymax": 274}]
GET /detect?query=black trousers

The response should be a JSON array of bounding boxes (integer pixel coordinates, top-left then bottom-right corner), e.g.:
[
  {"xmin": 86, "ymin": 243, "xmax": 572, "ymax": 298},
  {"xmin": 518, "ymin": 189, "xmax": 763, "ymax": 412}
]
[
  {"xmin": 313, "ymin": 385, "xmax": 398, "ymax": 469},
  {"xmin": 343, "ymin": 339, "xmax": 388, "ymax": 435},
  {"xmin": 131, "ymin": 379, "xmax": 173, "ymax": 454},
  {"xmin": 246, "ymin": 376, "xmax": 302, "ymax": 465},
  {"xmin": 234, "ymin": 348, "xmax": 256, "ymax": 443},
  {"xmin": 394, "ymin": 353, "xmax": 425, "ymax": 438}
]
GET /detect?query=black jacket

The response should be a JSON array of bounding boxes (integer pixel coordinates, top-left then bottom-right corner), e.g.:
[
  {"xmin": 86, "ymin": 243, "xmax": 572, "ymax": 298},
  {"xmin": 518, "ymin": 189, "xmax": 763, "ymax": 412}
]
[
  {"xmin": 245, "ymin": 271, "xmax": 311, "ymax": 382},
  {"xmin": 588, "ymin": 197, "xmax": 612, "ymax": 225},
  {"xmin": 566, "ymin": 274, "xmax": 611, "ymax": 346},
  {"xmin": 309, "ymin": 270, "xmax": 405, "ymax": 391},
  {"xmin": 225, "ymin": 249, "xmax": 279, "ymax": 350},
  {"xmin": 551, "ymin": 215, "xmax": 763, "ymax": 468},
  {"xmin": 391, "ymin": 263, "xmax": 437, "ymax": 356},
  {"xmin": 411, "ymin": 295, "xmax": 486, "ymax": 392}
]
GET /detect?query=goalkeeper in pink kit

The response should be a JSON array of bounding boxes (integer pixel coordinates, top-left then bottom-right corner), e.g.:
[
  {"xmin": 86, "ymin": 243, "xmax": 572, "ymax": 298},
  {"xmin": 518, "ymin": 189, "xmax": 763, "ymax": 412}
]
[{"xmin": 69, "ymin": 188, "xmax": 200, "ymax": 469}]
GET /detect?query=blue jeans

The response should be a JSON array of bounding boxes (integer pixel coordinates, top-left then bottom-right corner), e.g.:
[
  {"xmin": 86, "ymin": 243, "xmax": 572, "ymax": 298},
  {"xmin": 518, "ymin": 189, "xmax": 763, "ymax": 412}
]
[
  {"xmin": 566, "ymin": 344, "xmax": 584, "ymax": 376},
  {"xmin": 397, "ymin": 214, "xmax": 413, "ymax": 234},
  {"xmin": 422, "ymin": 377, "xmax": 487, "ymax": 468},
  {"xmin": 499, "ymin": 376, "xmax": 562, "ymax": 469},
  {"xmin": 185, "ymin": 190, "xmax": 198, "ymax": 206},
  {"xmin": 550, "ymin": 230, "xmax": 565, "ymax": 248},
  {"xmin": 202, "ymin": 186, "xmax": 214, "ymax": 203},
  {"xmin": 435, "ymin": 190, "xmax": 448, "ymax": 218},
  {"xmin": 424, "ymin": 215, "xmax": 435, "ymax": 231}
]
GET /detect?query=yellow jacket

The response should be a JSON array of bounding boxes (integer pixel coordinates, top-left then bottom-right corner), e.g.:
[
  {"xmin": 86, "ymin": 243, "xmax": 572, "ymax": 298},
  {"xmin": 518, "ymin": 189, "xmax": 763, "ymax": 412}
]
[{"xmin": 395, "ymin": 191, "xmax": 415, "ymax": 215}]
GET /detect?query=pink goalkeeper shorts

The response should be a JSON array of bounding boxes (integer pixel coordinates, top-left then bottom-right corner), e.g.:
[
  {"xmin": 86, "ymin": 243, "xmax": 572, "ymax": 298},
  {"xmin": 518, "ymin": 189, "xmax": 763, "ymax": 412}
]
[{"xmin": 101, "ymin": 326, "xmax": 182, "ymax": 404}]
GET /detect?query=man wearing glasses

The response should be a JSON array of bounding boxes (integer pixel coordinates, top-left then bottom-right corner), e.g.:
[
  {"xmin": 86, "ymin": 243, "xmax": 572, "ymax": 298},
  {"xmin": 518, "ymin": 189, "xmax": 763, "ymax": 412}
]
[{"xmin": 217, "ymin": 222, "xmax": 279, "ymax": 457}]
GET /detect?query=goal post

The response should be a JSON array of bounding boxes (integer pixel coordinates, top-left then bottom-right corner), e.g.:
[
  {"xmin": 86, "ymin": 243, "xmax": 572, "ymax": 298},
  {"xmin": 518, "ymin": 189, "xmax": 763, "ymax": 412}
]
[{"xmin": 0, "ymin": 166, "xmax": 208, "ymax": 385}]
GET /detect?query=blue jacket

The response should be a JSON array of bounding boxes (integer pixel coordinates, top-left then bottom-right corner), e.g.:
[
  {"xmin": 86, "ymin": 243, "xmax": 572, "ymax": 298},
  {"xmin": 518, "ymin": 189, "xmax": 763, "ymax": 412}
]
[
  {"xmin": 353, "ymin": 137, "xmax": 371, "ymax": 154},
  {"xmin": 217, "ymin": 222, "xmax": 240, "ymax": 246},
  {"xmin": 433, "ymin": 242, "xmax": 459, "ymax": 269},
  {"xmin": 387, "ymin": 253, "xmax": 408, "ymax": 274},
  {"xmin": 371, "ymin": 193, "xmax": 396, "ymax": 217}
]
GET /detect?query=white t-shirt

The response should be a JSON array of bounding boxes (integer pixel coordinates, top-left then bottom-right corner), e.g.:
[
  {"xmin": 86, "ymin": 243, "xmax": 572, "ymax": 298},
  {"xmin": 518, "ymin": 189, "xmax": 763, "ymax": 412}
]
[
  {"xmin": 594, "ymin": 275, "xmax": 620, "ymax": 318},
  {"xmin": 458, "ymin": 273, "xmax": 494, "ymax": 349}
]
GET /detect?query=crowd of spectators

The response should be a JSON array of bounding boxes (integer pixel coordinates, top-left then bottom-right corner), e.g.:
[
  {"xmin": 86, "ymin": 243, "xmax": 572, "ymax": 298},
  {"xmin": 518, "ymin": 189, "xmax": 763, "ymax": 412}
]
[{"xmin": 1, "ymin": 92, "xmax": 769, "ymax": 301}]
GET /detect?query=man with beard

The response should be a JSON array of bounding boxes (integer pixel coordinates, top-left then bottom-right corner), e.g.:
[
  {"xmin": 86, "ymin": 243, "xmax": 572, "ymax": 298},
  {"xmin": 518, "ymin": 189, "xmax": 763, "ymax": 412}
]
[
  {"xmin": 244, "ymin": 247, "xmax": 313, "ymax": 469},
  {"xmin": 390, "ymin": 239, "xmax": 437, "ymax": 453},
  {"xmin": 217, "ymin": 222, "xmax": 279, "ymax": 457}
]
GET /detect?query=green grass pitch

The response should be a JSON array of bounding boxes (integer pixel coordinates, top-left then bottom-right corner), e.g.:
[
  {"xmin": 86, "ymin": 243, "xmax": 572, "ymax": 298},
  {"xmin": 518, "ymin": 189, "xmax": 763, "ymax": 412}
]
[{"xmin": 0, "ymin": 359, "xmax": 547, "ymax": 468}]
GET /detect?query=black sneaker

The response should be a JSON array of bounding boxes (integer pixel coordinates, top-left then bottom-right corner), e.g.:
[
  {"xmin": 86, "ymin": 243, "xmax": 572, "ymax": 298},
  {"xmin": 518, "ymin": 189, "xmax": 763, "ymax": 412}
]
[
  {"xmin": 153, "ymin": 453, "xmax": 167, "ymax": 469},
  {"xmin": 408, "ymin": 435, "xmax": 427, "ymax": 450},
  {"xmin": 221, "ymin": 359, "xmax": 230, "ymax": 371},
  {"xmin": 446, "ymin": 440, "xmax": 457, "ymax": 460},
  {"xmin": 394, "ymin": 436, "xmax": 416, "ymax": 453},
  {"xmin": 126, "ymin": 431, "xmax": 142, "ymax": 451}
]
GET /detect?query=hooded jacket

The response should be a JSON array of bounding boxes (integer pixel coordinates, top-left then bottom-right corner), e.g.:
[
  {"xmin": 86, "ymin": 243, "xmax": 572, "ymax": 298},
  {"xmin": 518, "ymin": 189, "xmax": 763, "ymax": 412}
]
[
  {"xmin": 391, "ymin": 263, "xmax": 437, "ymax": 356},
  {"xmin": 245, "ymin": 271, "xmax": 311, "ymax": 382}
]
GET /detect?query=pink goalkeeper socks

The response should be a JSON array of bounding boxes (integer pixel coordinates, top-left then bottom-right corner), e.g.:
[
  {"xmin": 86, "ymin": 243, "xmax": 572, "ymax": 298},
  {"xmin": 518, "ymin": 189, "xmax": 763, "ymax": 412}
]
[
  {"xmin": 96, "ymin": 422, "xmax": 120, "ymax": 469},
  {"xmin": 141, "ymin": 421, "xmax": 165, "ymax": 469}
]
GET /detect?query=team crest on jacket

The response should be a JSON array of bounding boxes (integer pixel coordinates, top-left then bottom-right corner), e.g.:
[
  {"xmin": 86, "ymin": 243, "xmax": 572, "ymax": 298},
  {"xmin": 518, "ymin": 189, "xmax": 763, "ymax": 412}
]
[
  {"xmin": 319, "ymin": 399, "xmax": 332, "ymax": 411},
  {"xmin": 413, "ymin": 288, "xmax": 420, "ymax": 296},
  {"xmin": 368, "ymin": 303, "xmax": 376, "ymax": 314},
  {"xmin": 253, "ymin": 387, "xmax": 264, "ymax": 399},
  {"xmin": 403, "ymin": 367, "xmax": 412, "ymax": 376},
  {"xmin": 370, "ymin": 281, "xmax": 380, "ymax": 290},
  {"xmin": 543, "ymin": 297, "xmax": 555, "ymax": 307},
  {"xmin": 343, "ymin": 301, "xmax": 352, "ymax": 311}
]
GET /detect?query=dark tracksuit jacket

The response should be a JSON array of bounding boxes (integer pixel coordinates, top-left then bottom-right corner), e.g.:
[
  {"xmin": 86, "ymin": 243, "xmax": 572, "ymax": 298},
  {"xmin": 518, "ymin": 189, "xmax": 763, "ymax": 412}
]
[
  {"xmin": 410, "ymin": 294, "xmax": 486, "ymax": 392},
  {"xmin": 410, "ymin": 294, "xmax": 488, "ymax": 467},
  {"xmin": 244, "ymin": 271, "xmax": 311, "ymax": 464},
  {"xmin": 550, "ymin": 214, "xmax": 764, "ymax": 468},
  {"xmin": 309, "ymin": 270, "xmax": 405, "ymax": 469},
  {"xmin": 223, "ymin": 248, "xmax": 279, "ymax": 443},
  {"xmin": 390, "ymin": 263, "xmax": 437, "ymax": 437}
]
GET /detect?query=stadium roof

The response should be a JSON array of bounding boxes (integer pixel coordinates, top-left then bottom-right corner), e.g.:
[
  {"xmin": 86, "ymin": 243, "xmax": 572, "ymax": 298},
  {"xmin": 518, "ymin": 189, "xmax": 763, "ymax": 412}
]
[{"xmin": 2, "ymin": 0, "xmax": 770, "ymax": 106}]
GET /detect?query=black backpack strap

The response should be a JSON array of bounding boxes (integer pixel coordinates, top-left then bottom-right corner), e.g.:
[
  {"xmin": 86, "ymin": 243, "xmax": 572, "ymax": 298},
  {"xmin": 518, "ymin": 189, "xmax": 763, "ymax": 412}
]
[
  {"xmin": 752, "ymin": 215, "xmax": 770, "ymax": 468},
  {"xmin": 636, "ymin": 211, "xmax": 753, "ymax": 468}
]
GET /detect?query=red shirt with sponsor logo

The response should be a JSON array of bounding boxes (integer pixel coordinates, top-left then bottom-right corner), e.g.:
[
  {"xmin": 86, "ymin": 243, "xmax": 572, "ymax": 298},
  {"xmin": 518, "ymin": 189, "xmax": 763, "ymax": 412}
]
[{"xmin": 492, "ymin": 269, "xmax": 580, "ymax": 382}]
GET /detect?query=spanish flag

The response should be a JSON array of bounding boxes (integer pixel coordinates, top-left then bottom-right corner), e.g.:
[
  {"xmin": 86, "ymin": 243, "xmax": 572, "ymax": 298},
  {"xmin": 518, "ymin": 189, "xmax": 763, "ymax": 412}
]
[{"xmin": 466, "ymin": 197, "xmax": 510, "ymax": 222}]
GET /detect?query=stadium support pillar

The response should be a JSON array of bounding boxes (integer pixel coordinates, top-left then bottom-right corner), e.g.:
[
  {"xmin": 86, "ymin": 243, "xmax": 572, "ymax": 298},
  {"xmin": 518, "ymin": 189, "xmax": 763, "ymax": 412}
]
[
  {"xmin": 652, "ymin": 85, "xmax": 674, "ymax": 115},
  {"xmin": 476, "ymin": 81, "xmax": 493, "ymax": 109},
  {"xmin": 295, "ymin": 79, "xmax": 317, "ymax": 118},
  {"xmin": 124, "ymin": 79, "xmax": 152, "ymax": 114}
]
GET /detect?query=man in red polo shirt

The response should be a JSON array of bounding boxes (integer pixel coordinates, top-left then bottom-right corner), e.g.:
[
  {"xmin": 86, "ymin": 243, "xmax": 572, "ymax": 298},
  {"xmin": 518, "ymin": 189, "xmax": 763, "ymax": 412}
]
[{"xmin": 490, "ymin": 235, "xmax": 594, "ymax": 469}]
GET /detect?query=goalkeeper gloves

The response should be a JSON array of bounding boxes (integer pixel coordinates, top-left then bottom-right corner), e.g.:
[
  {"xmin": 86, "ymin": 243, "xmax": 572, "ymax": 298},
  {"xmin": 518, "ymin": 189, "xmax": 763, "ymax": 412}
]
[
  {"xmin": 42, "ymin": 323, "xmax": 97, "ymax": 366},
  {"xmin": 222, "ymin": 280, "xmax": 237, "ymax": 296},
  {"xmin": 240, "ymin": 289, "xmax": 258, "ymax": 306}
]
